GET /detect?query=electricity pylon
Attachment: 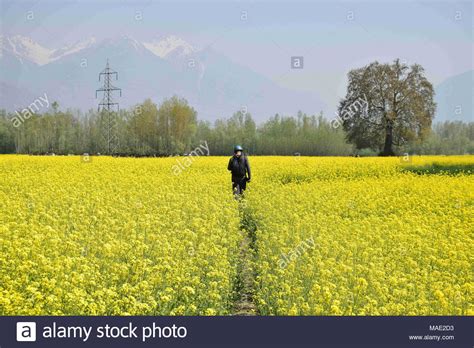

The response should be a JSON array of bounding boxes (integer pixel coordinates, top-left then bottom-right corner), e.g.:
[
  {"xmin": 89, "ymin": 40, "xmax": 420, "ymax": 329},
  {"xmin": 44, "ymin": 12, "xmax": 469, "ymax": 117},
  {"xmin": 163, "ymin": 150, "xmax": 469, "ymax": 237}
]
[{"xmin": 96, "ymin": 59, "xmax": 122, "ymax": 155}]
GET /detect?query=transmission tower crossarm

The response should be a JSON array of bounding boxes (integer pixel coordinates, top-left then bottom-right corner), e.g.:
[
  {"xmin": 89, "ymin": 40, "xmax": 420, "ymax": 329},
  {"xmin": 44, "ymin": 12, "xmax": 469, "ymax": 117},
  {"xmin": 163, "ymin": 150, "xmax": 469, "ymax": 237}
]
[{"xmin": 95, "ymin": 59, "xmax": 122, "ymax": 154}]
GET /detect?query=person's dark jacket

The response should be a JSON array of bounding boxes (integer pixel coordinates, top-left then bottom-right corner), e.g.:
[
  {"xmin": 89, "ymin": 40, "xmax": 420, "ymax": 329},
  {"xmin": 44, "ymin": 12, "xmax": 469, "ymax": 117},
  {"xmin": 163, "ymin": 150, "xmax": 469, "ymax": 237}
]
[{"xmin": 228, "ymin": 155, "xmax": 251, "ymax": 182}]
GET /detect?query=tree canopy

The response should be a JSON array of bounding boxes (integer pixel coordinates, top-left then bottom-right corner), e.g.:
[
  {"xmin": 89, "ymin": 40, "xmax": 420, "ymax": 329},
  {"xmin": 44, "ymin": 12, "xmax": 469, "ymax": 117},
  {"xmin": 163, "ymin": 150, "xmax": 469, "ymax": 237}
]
[{"xmin": 339, "ymin": 59, "xmax": 436, "ymax": 156}]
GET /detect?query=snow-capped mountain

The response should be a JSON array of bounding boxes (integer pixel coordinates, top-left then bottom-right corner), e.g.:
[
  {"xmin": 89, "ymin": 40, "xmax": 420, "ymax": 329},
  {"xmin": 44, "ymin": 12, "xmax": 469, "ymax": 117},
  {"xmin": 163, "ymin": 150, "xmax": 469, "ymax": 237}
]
[
  {"xmin": 1, "ymin": 35, "xmax": 52, "ymax": 65},
  {"xmin": 0, "ymin": 35, "xmax": 97, "ymax": 66},
  {"xmin": 49, "ymin": 37, "xmax": 97, "ymax": 62},
  {"xmin": 0, "ymin": 34, "xmax": 325, "ymax": 121},
  {"xmin": 143, "ymin": 35, "xmax": 196, "ymax": 58},
  {"xmin": 0, "ymin": 34, "xmax": 469, "ymax": 123},
  {"xmin": 0, "ymin": 34, "xmax": 196, "ymax": 67}
]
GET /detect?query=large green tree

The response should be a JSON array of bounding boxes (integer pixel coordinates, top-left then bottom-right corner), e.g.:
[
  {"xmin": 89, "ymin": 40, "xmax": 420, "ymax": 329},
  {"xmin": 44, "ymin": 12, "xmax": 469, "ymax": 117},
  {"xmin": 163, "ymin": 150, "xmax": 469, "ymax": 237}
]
[
  {"xmin": 339, "ymin": 59, "xmax": 436, "ymax": 156},
  {"xmin": 157, "ymin": 96, "xmax": 197, "ymax": 154},
  {"xmin": 128, "ymin": 98, "xmax": 159, "ymax": 154}
]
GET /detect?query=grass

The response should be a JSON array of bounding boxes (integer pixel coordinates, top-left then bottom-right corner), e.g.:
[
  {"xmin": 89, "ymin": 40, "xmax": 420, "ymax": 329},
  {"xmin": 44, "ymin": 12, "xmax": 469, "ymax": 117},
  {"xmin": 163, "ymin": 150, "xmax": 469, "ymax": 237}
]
[{"xmin": 401, "ymin": 162, "xmax": 474, "ymax": 175}]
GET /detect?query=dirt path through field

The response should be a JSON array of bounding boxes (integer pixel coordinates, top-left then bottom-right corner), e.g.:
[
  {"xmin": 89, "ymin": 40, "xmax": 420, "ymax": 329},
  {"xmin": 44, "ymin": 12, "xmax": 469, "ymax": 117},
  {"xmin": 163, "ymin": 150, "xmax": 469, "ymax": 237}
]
[{"xmin": 232, "ymin": 199, "xmax": 258, "ymax": 315}]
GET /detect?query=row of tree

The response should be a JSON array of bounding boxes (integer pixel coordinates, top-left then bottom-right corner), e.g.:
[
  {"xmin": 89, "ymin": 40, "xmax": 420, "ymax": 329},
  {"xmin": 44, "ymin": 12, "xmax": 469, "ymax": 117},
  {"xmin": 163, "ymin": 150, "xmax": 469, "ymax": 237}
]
[
  {"xmin": 0, "ymin": 58, "xmax": 471, "ymax": 156},
  {"xmin": 0, "ymin": 98, "xmax": 352, "ymax": 156},
  {"xmin": 0, "ymin": 97, "xmax": 471, "ymax": 156},
  {"xmin": 402, "ymin": 121, "xmax": 474, "ymax": 155}
]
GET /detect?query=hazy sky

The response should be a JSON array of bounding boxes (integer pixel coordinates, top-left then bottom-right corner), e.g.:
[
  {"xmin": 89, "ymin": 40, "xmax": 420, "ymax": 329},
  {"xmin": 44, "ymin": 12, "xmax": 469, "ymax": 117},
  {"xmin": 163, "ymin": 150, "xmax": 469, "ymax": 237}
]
[{"xmin": 1, "ymin": 0, "xmax": 472, "ymax": 115}]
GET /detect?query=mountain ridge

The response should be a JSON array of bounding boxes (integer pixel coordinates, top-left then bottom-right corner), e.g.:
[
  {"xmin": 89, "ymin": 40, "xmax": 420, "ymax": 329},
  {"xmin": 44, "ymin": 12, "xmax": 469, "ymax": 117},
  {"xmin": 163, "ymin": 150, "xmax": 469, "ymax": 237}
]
[{"xmin": 0, "ymin": 34, "xmax": 470, "ymax": 123}]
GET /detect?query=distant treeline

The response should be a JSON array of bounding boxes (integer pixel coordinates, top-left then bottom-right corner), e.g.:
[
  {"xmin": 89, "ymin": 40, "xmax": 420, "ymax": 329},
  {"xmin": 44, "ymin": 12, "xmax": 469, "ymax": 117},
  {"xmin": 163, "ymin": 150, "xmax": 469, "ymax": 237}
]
[{"xmin": 0, "ymin": 96, "xmax": 473, "ymax": 156}]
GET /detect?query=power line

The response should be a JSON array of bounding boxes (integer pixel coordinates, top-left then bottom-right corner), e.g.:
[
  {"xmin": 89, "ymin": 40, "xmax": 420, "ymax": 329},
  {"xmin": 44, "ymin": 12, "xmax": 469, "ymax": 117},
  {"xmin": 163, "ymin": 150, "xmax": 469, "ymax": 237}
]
[{"xmin": 96, "ymin": 59, "xmax": 122, "ymax": 154}]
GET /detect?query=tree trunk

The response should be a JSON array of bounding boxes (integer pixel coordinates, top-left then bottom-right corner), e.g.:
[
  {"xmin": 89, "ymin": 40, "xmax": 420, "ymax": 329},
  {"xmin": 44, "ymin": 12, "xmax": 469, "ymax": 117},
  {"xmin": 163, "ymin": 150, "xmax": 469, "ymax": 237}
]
[{"xmin": 380, "ymin": 122, "xmax": 395, "ymax": 156}]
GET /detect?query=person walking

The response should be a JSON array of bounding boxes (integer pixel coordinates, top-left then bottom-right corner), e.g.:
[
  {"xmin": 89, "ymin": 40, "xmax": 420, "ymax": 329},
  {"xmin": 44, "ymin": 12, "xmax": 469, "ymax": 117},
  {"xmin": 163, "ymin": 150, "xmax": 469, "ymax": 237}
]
[{"xmin": 227, "ymin": 145, "xmax": 251, "ymax": 196}]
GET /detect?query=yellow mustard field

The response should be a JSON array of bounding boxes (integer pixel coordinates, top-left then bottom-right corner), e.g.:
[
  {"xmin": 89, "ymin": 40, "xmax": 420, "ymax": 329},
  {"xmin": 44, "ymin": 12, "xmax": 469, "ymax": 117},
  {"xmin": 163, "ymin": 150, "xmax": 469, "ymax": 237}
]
[
  {"xmin": 246, "ymin": 156, "xmax": 473, "ymax": 315},
  {"xmin": 0, "ymin": 155, "xmax": 472, "ymax": 315},
  {"xmin": 0, "ymin": 156, "xmax": 242, "ymax": 315}
]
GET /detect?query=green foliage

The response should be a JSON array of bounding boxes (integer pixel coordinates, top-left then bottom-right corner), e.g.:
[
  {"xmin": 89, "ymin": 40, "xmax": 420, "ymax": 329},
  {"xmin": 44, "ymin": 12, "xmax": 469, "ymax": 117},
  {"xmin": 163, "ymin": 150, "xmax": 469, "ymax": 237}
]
[
  {"xmin": 195, "ymin": 111, "xmax": 353, "ymax": 156},
  {"xmin": 340, "ymin": 59, "xmax": 436, "ymax": 156},
  {"xmin": 0, "ymin": 99, "xmax": 471, "ymax": 156},
  {"xmin": 0, "ymin": 112, "xmax": 15, "ymax": 153},
  {"xmin": 401, "ymin": 162, "xmax": 474, "ymax": 175},
  {"xmin": 403, "ymin": 121, "xmax": 474, "ymax": 155},
  {"xmin": 354, "ymin": 148, "xmax": 378, "ymax": 157}
]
